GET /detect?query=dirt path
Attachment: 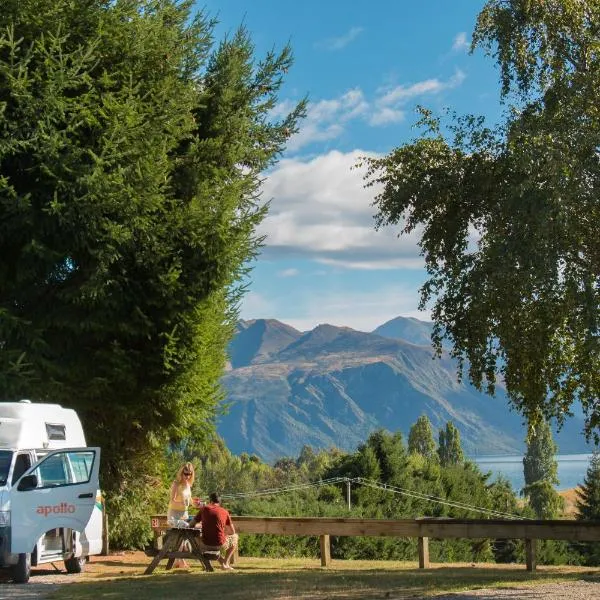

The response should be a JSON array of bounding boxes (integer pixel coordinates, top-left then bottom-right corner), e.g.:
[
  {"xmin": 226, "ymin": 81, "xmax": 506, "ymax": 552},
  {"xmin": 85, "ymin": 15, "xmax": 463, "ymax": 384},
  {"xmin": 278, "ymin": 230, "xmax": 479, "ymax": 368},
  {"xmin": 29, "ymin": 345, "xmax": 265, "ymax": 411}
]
[
  {"xmin": 435, "ymin": 580, "xmax": 600, "ymax": 599},
  {"xmin": 0, "ymin": 552, "xmax": 136, "ymax": 599},
  {"xmin": 0, "ymin": 583, "xmax": 62, "ymax": 600},
  {"xmin": 0, "ymin": 567, "xmax": 76, "ymax": 599},
  {"xmin": 2, "ymin": 578, "xmax": 598, "ymax": 600}
]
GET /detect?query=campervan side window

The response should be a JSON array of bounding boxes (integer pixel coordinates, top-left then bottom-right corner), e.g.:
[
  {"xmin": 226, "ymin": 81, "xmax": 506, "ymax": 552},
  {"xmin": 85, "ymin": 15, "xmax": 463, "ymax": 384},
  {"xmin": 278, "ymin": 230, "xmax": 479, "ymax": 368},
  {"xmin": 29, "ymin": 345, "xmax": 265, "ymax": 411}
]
[
  {"xmin": 69, "ymin": 452, "xmax": 94, "ymax": 483},
  {"xmin": 38, "ymin": 454, "xmax": 69, "ymax": 486},
  {"xmin": 11, "ymin": 453, "xmax": 31, "ymax": 486},
  {"xmin": 0, "ymin": 451, "xmax": 12, "ymax": 486},
  {"xmin": 45, "ymin": 423, "xmax": 66, "ymax": 441},
  {"xmin": 29, "ymin": 450, "xmax": 96, "ymax": 488}
]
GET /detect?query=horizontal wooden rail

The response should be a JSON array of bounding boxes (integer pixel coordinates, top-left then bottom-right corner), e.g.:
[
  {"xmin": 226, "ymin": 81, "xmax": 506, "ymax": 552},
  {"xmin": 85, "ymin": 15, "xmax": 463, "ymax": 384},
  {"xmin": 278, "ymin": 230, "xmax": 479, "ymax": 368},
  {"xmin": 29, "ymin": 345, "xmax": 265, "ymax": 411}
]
[
  {"xmin": 151, "ymin": 515, "xmax": 600, "ymax": 541},
  {"xmin": 150, "ymin": 515, "xmax": 600, "ymax": 571}
]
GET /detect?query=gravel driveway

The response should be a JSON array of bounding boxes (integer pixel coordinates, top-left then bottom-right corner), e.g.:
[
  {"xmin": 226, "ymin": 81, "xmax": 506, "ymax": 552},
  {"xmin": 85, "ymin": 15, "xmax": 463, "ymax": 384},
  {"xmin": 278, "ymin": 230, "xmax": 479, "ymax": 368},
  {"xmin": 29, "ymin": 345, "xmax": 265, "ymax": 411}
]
[
  {"xmin": 1, "ymin": 580, "xmax": 600, "ymax": 600},
  {"xmin": 0, "ymin": 568, "xmax": 75, "ymax": 600},
  {"xmin": 434, "ymin": 580, "xmax": 600, "ymax": 599},
  {"xmin": 0, "ymin": 583, "xmax": 62, "ymax": 600}
]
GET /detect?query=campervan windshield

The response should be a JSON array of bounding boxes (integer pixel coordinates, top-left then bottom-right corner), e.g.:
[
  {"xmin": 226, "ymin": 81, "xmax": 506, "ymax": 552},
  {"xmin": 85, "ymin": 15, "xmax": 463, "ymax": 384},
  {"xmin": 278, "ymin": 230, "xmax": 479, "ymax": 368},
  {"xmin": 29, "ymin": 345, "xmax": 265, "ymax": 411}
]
[{"xmin": 0, "ymin": 450, "xmax": 12, "ymax": 486}]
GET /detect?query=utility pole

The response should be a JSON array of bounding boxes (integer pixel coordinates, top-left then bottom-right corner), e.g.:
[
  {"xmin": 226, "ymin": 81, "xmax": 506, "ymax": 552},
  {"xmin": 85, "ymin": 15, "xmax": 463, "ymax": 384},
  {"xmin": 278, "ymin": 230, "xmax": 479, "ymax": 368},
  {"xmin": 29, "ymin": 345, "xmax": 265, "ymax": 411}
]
[{"xmin": 346, "ymin": 478, "xmax": 351, "ymax": 510}]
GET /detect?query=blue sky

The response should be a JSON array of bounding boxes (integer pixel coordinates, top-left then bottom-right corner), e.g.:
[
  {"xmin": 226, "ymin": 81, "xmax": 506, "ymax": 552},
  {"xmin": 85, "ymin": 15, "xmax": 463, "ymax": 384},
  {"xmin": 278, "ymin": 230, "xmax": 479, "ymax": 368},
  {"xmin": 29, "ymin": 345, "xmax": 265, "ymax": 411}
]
[{"xmin": 200, "ymin": 1, "xmax": 502, "ymax": 332}]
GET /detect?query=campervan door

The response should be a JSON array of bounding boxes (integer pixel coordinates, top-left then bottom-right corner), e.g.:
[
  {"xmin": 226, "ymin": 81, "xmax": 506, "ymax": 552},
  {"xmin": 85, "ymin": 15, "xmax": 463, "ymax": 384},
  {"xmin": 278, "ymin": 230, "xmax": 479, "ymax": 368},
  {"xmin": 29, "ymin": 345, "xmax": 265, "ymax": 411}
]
[{"xmin": 9, "ymin": 447, "xmax": 101, "ymax": 554}]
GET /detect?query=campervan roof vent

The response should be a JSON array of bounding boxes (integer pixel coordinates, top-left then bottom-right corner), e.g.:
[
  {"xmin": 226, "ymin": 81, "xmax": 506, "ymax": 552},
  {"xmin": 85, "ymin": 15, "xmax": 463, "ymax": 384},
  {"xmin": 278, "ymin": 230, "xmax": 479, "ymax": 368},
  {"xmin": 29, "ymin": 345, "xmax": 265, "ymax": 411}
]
[{"xmin": 18, "ymin": 399, "xmax": 32, "ymax": 404}]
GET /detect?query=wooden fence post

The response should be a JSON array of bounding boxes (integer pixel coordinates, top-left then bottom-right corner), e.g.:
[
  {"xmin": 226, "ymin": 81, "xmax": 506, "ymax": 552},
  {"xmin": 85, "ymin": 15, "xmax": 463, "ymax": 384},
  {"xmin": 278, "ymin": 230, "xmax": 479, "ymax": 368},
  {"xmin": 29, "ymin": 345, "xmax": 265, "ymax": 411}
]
[
  {"xmin": 525, "ymin": 539, "xmax": 537, "ymax": 572},
  {"xmin": 101, "ymin": 497, "xmax": 109, "ymax": 556},
  {"xmin": 418, "ymin": 537, "xmax": 429, "ymax": 569},
  {"xmin": 320, "ymin": 534, "xmax": 331, "ymax": 567}
]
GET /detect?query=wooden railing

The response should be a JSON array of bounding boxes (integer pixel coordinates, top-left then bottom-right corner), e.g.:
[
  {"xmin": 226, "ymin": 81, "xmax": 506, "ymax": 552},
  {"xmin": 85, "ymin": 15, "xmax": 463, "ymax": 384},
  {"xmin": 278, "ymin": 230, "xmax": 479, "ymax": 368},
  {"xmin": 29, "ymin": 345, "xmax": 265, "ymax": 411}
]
[{"xmin": 150, "ymin": 515, "xmax": 600, "ymax": 572}]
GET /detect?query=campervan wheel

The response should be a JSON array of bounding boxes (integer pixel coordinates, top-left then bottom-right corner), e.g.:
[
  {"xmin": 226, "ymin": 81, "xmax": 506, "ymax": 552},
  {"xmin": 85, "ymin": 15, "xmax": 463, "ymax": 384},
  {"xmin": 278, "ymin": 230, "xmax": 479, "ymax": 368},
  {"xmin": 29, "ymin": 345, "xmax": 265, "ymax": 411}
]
[{"xmin": 11, "ymin": 552, "xmax": 31, "ymax": 584}]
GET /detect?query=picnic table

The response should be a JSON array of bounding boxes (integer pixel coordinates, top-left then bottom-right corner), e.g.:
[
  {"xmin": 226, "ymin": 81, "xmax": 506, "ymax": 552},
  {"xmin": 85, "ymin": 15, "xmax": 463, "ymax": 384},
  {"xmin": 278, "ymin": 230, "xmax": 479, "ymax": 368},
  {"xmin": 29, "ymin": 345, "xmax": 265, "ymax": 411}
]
[{"xmin": 144, "ymin": 527, "xmax": 221, "ymax": 574}]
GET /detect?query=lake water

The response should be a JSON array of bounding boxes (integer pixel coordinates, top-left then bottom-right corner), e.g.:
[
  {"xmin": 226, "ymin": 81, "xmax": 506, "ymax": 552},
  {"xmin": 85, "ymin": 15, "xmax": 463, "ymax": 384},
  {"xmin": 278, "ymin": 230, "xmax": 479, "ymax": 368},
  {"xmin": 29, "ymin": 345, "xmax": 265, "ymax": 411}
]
[{"xmin": 472, "ymin": 454, "xmax": 593, "ymax": 491}]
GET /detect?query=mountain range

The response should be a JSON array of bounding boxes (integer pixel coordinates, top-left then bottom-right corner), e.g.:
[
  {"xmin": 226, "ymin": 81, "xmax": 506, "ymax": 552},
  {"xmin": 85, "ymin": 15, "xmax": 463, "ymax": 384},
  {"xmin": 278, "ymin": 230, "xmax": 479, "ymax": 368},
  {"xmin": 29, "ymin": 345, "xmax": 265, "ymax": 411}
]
[{"xmin": 217, "ymin": 316, "xmax": 593, "ymax": 462}]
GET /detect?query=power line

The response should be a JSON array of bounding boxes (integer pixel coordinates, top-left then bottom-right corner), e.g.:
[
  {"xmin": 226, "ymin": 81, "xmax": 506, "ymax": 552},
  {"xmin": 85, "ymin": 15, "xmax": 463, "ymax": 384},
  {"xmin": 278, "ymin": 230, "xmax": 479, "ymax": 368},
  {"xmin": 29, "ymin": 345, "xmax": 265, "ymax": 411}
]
[
  {"xmin": 353, "ymin": 477, "xmax": 525, "ymax": 520},
  {"xmin": 221, "ymin": 476, "xmax": 525, "ymax": 520},
  {"xmin": 221, "ymin": 477, "xmax": 348, "ymax": 500}
]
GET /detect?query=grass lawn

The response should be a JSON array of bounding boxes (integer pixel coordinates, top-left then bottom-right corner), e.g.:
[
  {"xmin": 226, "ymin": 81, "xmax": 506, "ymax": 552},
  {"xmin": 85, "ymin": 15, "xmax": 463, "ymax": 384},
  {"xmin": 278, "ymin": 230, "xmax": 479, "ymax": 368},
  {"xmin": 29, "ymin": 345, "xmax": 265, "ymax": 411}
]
[{"xmin": 46, "ymin": 552, "xmax": 600, "ymax": 600}]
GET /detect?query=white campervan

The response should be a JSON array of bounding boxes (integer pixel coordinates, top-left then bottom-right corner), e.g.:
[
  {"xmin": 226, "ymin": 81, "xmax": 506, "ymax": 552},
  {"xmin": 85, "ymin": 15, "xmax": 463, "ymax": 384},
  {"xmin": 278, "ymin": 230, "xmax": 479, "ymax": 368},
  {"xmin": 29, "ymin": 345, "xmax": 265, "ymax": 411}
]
[{"xmin": 0, "ymin": 400, "xmax": 102, "ymax": 583}]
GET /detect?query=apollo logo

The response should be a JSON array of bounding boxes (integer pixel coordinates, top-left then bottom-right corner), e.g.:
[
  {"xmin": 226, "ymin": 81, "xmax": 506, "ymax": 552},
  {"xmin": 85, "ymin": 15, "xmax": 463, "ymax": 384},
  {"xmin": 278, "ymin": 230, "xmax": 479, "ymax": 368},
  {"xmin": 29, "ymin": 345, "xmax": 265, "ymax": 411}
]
[{"xmin": 36, "ymin": 503, "xmax": 76, "ymax": 517}]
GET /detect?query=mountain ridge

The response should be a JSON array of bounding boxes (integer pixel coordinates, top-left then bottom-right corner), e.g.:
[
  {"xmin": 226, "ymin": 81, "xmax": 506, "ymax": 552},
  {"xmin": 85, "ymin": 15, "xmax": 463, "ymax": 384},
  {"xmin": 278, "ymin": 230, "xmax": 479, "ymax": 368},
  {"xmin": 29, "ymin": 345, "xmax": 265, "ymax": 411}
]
[{"xmin": 218, "ymin": 316, "xmax": 592, "ymax": 462}]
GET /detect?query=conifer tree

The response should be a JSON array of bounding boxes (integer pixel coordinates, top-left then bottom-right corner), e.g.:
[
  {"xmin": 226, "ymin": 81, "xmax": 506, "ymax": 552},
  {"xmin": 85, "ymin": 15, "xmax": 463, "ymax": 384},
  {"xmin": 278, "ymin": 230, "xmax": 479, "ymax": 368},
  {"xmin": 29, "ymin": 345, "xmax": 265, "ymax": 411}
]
[
  {"xmin": 357, "ymin": 445, "xmax": 382, "ymax": 481},
  {"xmin": 575, "ymin": 451, "xmax": 600, "ymax": 564},
  {"xmin": 438, "ymin": 421, "xmax": 464, "ymax": 467},
  {"xmin": 522, "ymin": 419, "xmax": 562, "ymax": 519},
  {"xmin": 576, "ymin": 452, "xmax": 600, "ymax": 521},
  {"xmin": 523, "ymin": 418, "xmax": 559, "ymax": 487},
  {"xmin": 408, "ymin": 415, "xmax": 437, "ymax": 460},
  {"xmin": 365, "ymin": 429, "xmax": 408, "ymax": 484},
  {"xmin": 0, "ymin": 0, "xmax": 304, "ymax": 544}
]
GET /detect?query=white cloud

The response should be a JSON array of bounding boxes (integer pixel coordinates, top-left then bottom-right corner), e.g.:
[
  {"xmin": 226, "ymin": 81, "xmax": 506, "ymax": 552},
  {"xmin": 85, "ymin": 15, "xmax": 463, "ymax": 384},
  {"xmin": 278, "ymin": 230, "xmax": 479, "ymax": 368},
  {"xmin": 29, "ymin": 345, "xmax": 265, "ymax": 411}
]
[
  {"xmin": 240, "ymin": 291, "xmax": 277, "ymax": 318},
  {"xmin": 376, "ymin": 70, "xmax": 466, "ymax": 107},
  {"xmin": 279, "ymin": 284, "xmax": 430, "ymax": 332},
  {"xmin": 368, "ymin": 107, "xmax": 405, "ymax": 126},
  {"xmin": 280, "ymin": 71, "xmax": 467, "ymax": 147},
  {"xmin": 378, "ymin": 79, "xmax": 446, "ymax": 105},
  {"xmin": 277, "ymin": 268, "xmax": 299, "ymax": 277},
  {"xmin": 317, "ymin": 257, "xmax": 424, "ymax": 270},
  {"xmin": 452, "ymin": 32, "xmax": 469, "ymax": 52},
  {"xmin": 367, "ymin": 70, "xmax": 466, "ymax": 128},
  {"xmin": 259, "ymin": 150, "xmax": 424, "ymax": 270},
  {"xmin": 269, "ymin": 99, "xmax": 300, "ymax": 121},
  {"xmin": 284, "ymin": 89, "xmax": 368, "ymax": 152},
  {"xmin": 316, "ymin": 27, "xmax": 364, "ymax": 51}
]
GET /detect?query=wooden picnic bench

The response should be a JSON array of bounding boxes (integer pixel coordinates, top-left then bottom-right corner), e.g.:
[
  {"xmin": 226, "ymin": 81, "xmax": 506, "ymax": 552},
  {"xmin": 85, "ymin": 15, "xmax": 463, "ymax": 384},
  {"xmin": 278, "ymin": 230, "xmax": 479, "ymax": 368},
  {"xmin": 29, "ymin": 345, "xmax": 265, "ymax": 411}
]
[{"xmin": 144, "ymin": 527, "xmax": 221, "ymax": 574}]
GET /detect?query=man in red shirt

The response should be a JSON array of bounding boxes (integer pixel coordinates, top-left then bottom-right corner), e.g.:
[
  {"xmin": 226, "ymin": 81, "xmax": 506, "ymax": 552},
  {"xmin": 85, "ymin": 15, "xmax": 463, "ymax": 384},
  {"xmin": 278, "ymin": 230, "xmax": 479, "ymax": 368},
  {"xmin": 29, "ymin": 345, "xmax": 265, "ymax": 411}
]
[{"xmin": 192, "ymin": 492, "xmax": 238, "ymax": 570}]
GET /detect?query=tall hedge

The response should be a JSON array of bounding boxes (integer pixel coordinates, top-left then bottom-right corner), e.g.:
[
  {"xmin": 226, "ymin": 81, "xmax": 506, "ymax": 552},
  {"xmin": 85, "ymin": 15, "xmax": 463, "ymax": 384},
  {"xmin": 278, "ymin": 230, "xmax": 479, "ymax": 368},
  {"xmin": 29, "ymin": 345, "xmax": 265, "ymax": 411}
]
[{"xmin": 0, "ymin": 0, "xmax": 304, "ymax": 545}]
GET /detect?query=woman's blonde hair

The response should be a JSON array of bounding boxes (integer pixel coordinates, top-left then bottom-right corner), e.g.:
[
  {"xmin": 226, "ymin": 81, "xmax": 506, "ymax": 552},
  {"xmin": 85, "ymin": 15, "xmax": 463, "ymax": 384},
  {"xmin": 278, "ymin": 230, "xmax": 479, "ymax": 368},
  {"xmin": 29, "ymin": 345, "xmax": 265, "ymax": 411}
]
[{"xmin": 176, "ymin": 462, "xmax": 195, "ymax": 487}]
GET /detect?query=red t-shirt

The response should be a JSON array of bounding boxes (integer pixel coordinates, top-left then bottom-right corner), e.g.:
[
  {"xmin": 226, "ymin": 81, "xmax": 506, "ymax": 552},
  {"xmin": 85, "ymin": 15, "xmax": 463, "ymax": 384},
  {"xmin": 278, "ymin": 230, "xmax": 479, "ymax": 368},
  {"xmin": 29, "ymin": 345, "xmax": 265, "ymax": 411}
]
[{"xmin": 195, "ymin": 503, "xmax": 232, "ymax": 547}]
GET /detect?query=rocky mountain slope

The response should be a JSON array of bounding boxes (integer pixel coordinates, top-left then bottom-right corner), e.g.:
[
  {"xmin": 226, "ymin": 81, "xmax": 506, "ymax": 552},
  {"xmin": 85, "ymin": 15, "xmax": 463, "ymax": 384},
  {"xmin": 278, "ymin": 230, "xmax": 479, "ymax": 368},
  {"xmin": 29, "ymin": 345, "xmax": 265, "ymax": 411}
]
[{"xmin": 217, "ymin": 317, "xmax": 591, "ymax": 462}]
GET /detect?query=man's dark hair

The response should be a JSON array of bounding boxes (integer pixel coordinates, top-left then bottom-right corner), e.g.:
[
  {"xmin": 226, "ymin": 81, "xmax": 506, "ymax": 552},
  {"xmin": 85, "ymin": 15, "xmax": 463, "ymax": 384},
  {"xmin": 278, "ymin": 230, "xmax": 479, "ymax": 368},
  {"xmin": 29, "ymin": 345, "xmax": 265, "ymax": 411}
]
[{"xmin": 209, "ymin": 492, "xmax": 221, "ymax": 504}]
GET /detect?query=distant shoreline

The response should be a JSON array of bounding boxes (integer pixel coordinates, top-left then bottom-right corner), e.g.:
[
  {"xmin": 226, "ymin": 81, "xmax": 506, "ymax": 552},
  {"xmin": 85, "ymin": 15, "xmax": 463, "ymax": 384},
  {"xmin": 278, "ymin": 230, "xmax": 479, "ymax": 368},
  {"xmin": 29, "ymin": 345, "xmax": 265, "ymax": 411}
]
[{"xmin": 472, "ymin": 453, "xmax": 592, "ymax": 492}]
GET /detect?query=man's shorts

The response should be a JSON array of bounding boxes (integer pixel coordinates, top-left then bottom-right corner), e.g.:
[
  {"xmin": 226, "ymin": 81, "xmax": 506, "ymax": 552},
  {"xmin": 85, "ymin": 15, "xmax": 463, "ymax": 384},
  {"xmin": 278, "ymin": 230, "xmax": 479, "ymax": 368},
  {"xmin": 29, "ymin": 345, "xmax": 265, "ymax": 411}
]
[
  {"xmin": 221, "ymin": 533, "xmax": 238, "ymax": 551},
  {"xmin": 199, "ymin": 533, "xmax": 238, "ymax": 552}
]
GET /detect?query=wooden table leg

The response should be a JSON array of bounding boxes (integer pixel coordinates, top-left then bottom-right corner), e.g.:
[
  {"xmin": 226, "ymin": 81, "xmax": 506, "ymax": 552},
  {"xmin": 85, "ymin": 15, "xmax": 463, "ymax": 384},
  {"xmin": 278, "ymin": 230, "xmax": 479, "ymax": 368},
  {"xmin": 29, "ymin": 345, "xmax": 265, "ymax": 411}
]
[
  {"xmin": 144, "ymin": 531, "xmax": 177, "ymax": 575},
  {"xmin": 189, "ymin": 535, "xmax": 212, "ymax": 571},
  {"xmin": 166, "ymin": 531, "xmax": 186, "ymax": 570}
]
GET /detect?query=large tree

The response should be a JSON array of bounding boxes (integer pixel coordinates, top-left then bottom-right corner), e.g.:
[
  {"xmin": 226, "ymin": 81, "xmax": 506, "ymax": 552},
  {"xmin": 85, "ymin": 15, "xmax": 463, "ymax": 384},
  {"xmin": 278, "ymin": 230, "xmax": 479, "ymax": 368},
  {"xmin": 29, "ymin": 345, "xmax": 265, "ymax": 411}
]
[
  {"xmin": 438, "ymin": 421, "xmax": 464, "ymax": 467},
  {"xmin": 408, "ymin": 414, "xmax": 437, "ymax": 460},
  {"xmin": 522, "ymin": 419, "xmax": 562, "ymax": 518},
  {"xmin": 576, "ymin": 451, "xmax": 600, "ymax": 563},
  {"xmin": 523, "ymin": 419, "xmax": 559, "ymax": 488},
  {"xmin": 576, "ymin": 451, "xmax": 600, "ymax": 521},
  {"xmin": 0, "ymin": 0, "xmax": 303, "ymax": 539},
  {"xmin": 576, "ymin": 451, "xmax": 600, "ymax": 565},
  {"xmin": 364, "ymin": 0, "xmax": 600, "ymax": 438}
]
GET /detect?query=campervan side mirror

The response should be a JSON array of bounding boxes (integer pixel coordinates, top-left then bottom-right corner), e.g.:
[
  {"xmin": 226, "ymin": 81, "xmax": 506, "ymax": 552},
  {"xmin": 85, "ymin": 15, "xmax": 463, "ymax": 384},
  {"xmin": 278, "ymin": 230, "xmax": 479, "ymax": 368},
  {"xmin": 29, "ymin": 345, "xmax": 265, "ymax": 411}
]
[{"xmin": 17, "ymin": 474, "xmax": 38, "ymax": 491}]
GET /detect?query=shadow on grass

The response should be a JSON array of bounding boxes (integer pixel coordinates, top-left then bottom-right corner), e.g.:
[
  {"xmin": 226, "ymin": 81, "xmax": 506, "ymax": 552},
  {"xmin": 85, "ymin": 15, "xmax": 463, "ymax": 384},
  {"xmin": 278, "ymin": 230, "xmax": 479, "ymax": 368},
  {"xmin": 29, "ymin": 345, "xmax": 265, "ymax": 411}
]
[
  {"xmin": 48, "ymin": 565, "xmax": 600, "ymax": 600},
  {"xmin": 91, "ymin": 559, "xmax": 151, "ymax": 569}
]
